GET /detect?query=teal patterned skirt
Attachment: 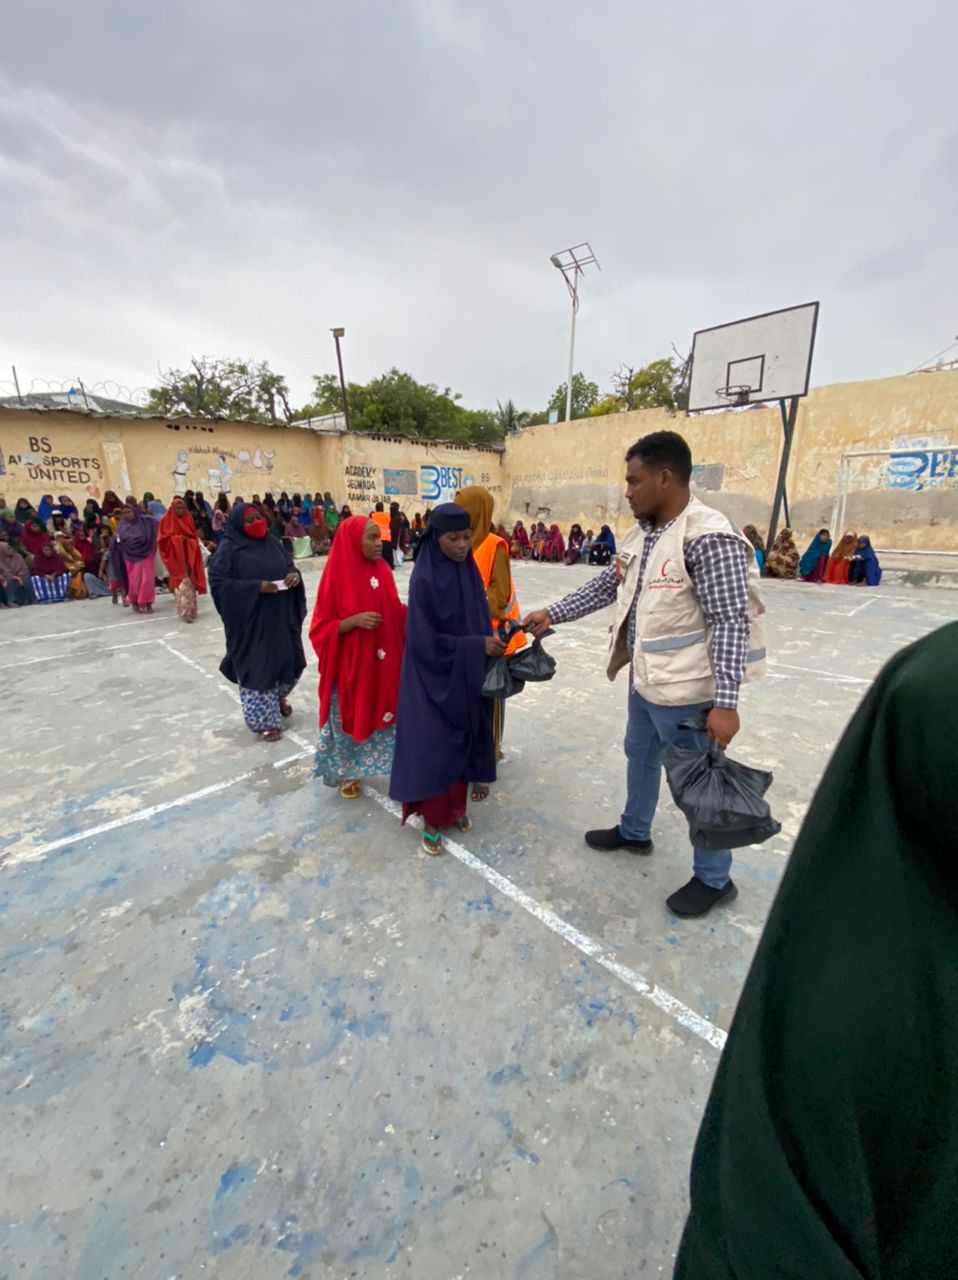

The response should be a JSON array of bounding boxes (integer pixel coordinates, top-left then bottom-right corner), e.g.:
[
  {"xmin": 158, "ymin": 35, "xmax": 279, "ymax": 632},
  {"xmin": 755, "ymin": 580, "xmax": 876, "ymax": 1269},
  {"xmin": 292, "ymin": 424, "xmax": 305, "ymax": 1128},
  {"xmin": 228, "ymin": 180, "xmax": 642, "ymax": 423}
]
[{"xmin": 315, "ymin": 688, "xmax": 397, "ymax": 786}]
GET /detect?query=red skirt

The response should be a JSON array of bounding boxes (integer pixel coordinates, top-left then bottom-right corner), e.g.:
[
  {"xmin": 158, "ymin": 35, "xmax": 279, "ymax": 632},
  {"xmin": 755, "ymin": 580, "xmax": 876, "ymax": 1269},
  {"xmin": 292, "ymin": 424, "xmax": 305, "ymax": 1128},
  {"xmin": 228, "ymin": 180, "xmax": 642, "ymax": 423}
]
[{"xmin": 402, "ymin": 780, "xmax": 469, "ymax": 830}]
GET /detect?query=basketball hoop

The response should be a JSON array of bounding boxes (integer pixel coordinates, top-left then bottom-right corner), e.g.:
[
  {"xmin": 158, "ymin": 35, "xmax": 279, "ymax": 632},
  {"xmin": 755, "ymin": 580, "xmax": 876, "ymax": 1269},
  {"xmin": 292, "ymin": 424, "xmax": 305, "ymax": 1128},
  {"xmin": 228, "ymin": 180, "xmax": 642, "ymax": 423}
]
[{"xmin": 715, "ymin": 384, "xmax": 752, "ymax": 407}]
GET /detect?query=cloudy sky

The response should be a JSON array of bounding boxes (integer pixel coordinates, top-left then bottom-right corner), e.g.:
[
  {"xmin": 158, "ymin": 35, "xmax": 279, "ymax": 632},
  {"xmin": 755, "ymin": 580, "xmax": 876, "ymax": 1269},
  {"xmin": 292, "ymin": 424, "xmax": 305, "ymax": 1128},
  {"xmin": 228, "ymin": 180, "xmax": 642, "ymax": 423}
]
[{"xmin": 2, "ymin": 0, "xmax": 955, "ymax": 413}]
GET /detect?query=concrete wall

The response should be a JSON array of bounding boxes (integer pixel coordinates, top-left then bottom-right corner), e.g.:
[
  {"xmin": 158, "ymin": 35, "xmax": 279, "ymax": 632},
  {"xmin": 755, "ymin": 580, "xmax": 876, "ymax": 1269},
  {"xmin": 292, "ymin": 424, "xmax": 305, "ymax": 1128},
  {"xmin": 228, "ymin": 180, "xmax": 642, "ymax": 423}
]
[
  {"xmin": 501, "ymin": 371, "xmax": 958, "ymax": 550},
  {"xmin": 2, "ymin": 370, "xmax": 956, "ymax": 547},
  {"xmin": 0, "ymin": 411, "xmax": 503, "ymax": 517}
]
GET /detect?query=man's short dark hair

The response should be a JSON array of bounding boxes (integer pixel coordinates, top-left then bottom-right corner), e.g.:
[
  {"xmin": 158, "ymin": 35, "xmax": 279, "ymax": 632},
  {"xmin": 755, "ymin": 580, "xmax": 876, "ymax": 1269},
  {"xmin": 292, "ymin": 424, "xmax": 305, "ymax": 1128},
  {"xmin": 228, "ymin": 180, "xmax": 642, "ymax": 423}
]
[
  {"xmin": 625, "ymin": 431, "xmax": 692, "ymax": 484},
  {"xmin": 375, "ymin": 501, "xmax": 384, "ymax": 511}
]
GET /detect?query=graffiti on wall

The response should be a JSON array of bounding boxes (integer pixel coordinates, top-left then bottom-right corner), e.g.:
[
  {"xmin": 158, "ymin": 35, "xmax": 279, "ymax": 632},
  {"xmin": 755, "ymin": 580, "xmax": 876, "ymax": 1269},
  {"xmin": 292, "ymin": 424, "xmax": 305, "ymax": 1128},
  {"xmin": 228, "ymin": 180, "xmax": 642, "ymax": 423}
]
[
  {"xmin": 341, "ymin": 462, "xmax": 484, "ymax": 508},
  {"xmin": 419, "ymin": 465, "xmax": 471, "ymax": 502},
  {"xmin": 511, "ymin": 464, "xmax": 607, "ymax": 489},
  {"xmin": 345, "ymin": 464, "xmax": 378, "ymax": 506},
  {"xmin": 173, "ymin": 444, "xmax": 279, "ymax": 496},
  {"xmin": 3, "ymin": 433, "xmax": 104, "ymax": 491},
  {"xmin": 691, "ymin": 463, "xmax": 725, "ymax": 492},
  {"xmin": 384, "ymin": 468, "xmax": 418, "ymax": 496},
  {"xmin": 883, "ymin": 448, "xmax": 958, "ymax": 491}
]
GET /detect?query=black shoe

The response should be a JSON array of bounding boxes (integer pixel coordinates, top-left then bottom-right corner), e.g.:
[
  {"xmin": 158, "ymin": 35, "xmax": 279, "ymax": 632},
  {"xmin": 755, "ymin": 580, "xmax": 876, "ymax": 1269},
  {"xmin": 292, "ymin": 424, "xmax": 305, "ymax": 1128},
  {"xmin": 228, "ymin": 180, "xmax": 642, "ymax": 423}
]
[
  {"xmin": 584, "ymin": 826, "xmax": 654, "ymax": 855},
  {"xmin": 666, "ymin": 877, "xmax": 738, "ymax": 918}
]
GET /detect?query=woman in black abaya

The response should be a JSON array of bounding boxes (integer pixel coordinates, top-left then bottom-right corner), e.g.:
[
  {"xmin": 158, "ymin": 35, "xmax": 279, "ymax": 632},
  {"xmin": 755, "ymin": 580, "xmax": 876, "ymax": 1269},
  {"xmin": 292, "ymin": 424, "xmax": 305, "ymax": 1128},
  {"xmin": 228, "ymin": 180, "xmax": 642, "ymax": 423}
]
[
  {"xmin": 208, "ymin": 503, "xmax": 307, "ymax": 740},
  {"xmin": 675, "ymin": 621, "xmax": 958, "ymax": 1280}
]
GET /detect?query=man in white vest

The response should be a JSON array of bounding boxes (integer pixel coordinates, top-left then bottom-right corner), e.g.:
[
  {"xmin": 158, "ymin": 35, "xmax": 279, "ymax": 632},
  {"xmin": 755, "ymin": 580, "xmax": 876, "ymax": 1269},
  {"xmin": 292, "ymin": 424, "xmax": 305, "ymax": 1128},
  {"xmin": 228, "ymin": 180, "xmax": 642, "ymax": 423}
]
[{"xmin": 523, "ymin": 431, "xmax": 764, "ymax": 919}]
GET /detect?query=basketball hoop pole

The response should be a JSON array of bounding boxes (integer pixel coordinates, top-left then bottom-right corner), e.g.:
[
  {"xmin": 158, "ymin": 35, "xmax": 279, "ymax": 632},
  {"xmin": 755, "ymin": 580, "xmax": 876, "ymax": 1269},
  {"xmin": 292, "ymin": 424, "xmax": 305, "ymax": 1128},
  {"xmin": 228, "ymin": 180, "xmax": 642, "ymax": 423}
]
[{"xmin": 767, "ymin": 396, "xmax": 799, "ymax": 554}]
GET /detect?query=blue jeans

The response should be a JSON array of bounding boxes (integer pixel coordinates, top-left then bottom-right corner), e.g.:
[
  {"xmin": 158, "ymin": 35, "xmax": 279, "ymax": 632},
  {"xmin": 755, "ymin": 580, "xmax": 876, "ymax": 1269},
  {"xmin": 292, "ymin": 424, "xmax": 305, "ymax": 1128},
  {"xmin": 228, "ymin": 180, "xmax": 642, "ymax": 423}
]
[{"xmin": 620, "ymin": 688, "xmax": 733, "ymax": 889}]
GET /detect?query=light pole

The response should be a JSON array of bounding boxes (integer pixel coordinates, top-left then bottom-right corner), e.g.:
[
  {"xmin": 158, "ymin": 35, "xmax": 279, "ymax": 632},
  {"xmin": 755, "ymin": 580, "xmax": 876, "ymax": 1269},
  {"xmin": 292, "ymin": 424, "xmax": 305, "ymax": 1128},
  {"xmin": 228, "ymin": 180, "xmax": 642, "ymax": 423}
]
[
  {"xmin": 550, "ymin": 243, "xmax": 600, "ymax": 421},
  {"xmin": 331, "ymin": 327, "xmax": 350, "ymax": 432}
]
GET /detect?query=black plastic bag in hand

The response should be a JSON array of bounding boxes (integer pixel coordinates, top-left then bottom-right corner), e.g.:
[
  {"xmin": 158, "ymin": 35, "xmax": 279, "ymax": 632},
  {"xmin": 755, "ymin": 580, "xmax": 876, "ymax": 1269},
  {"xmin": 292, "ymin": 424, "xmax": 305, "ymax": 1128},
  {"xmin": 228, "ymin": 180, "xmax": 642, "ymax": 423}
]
[
  {"xmin": 661, "ymin": 723, "xmax": 781, "ymax": 852},
  {"xmin": 481, "ymin": 653, "xmax": 525, "ymax": 700},
  {"xmin": 507, "ymin": 628, "xmax": 557, "ymax": 684},
  {"xmin": 481, "ymin": 619, "xmax": 557, "ymax": 699},
  {"xmin": 482, "ymin": 619, "xmax": 525, "ymax": 700}
]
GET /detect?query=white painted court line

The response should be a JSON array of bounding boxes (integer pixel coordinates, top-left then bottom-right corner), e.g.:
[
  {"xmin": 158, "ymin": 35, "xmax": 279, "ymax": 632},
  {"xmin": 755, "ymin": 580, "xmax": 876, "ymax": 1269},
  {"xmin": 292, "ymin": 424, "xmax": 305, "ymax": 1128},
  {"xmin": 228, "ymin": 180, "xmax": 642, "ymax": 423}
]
[
  {"xmin": 1, "ymin": 750, "xmax": 312, "ymax": 870},
  {"xmin": 847, "ymin": 597, "xmax": 877, "ymax": 617},
  {"xmin": 0, "ymin": 639, "xmax": 159, "ymax": 671},
  {"xmin": 14, "ymin": 636, "xmax": 724, "ymax": 1051},
  {"xmin": 159, "ymin": 639, "xmax": 315, "ymax": 753},
  {"xmin": 769, "ymin": 661, "xmax": 871, "ymax": 685},
  {"xmin": 158, "ymin": 643, "xmax": 726, "ymax": 1052},
  {"xmin": 366, "ymin": 786, "xmax": 727, "ymax": 1053},
  {"xmin": 6, "ymin": 615, "xmax": 165, "ymax": 644}
]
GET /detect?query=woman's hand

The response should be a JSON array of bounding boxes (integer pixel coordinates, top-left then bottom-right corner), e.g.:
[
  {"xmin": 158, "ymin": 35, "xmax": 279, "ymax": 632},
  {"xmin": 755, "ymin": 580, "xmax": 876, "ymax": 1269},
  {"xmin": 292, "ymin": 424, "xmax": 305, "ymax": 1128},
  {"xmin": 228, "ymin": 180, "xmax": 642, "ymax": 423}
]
[
  {"xmin": 284, "ymin": 572, "xmax": 300, "ymax": 588},
  {"xmin": 351, "ymin": 611, "xmax": 383, "ymax": 630},
  {"xmin": 260, "ymin": 580, "xmax": 279, "ymax": 593},
  {"xmin": 485, "ymin": 635, "xmax": 507, "ymax": 658}
]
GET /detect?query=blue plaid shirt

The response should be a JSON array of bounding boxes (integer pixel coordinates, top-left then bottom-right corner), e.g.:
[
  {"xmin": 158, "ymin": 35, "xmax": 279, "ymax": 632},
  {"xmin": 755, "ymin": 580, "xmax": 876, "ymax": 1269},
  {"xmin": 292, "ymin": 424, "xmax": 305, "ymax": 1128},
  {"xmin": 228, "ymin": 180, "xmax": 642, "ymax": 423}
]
[{"xmin": 547, "ymin": 516, "xmax": 751, "ymax": 709}]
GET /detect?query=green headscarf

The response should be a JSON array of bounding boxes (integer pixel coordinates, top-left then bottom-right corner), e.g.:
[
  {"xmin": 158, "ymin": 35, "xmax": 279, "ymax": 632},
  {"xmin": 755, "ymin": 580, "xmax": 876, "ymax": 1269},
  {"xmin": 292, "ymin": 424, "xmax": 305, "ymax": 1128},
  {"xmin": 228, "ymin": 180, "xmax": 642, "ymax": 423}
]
[{"xmin": 676, "ymin": 621, "xmax": 958, "ymax": 1280}]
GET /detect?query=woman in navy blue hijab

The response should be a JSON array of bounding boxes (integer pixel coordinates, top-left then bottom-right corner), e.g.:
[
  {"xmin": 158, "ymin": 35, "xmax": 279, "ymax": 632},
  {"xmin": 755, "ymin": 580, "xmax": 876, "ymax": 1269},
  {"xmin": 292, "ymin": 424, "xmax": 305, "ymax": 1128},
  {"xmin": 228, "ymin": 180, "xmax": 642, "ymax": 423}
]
[
  {"xmin": 389, "ymin": 503, "xmax": 506, "ymax": 853},
  {"xmin": 848, "ymin": 535, "xmax": 882, "ymax": 586}
]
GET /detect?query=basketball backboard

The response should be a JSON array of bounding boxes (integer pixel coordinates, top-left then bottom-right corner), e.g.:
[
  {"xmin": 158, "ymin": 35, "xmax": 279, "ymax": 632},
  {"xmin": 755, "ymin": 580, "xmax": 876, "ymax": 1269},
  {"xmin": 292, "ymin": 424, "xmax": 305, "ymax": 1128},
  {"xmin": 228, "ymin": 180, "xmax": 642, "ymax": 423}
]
[{"xmin": 686, "ymin": 301, "xmax": 819, "ymax": 413}]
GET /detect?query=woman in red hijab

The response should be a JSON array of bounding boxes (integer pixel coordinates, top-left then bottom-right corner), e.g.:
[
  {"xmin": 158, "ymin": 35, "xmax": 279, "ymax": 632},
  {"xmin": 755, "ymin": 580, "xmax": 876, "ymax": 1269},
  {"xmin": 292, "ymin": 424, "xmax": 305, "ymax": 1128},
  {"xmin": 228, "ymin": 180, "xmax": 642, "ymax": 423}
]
[
  {"xmin": 29, "ymin": 542, "xmax": 70, "ymax": 603},
  {"xmin": 70, "ymin": 525, "xmax": 98, "ymax": 570},
  {"xmin": 309, "ymin": 514, "xmax": 406, "ymax": 799},
  {"xmin": 158, "ymin": 497, "xmax": 208, "ymax": 623}
]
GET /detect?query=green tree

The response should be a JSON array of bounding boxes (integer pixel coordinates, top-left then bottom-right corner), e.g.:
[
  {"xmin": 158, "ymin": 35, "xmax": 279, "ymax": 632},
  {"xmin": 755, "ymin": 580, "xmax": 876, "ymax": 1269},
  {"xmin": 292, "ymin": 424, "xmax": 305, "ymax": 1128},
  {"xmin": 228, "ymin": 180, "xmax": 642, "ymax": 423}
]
[
  {"xmin": 146, "ymin": 357, "xmax": 295, "ymax": 423},
  {"xmin": 300, "ymin": 373, "xmax": 345, "ymax": 417},
  {"xmin": 547, "ymin": 372, "xmax": 600, "ymax": 422},
  {"xmin": 627, "ymin": 358, "xmax": 681, "ymax": 412},
  {"xmin": 587, "ymin": 358, "xmax": 683, "ymax": 416},
  {"xmin": 302, "ymin": 367, "xmax": 506, "ymax": 445},
  {"xmin": 495, "ymin": 398, "xmax": 528, "ymax": 434}
]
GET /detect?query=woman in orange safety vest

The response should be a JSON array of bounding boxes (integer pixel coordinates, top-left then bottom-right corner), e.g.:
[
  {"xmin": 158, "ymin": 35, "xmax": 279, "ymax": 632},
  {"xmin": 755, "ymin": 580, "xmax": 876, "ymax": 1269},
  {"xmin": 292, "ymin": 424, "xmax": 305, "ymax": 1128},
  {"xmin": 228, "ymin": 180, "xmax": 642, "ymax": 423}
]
[{"xmin": 455, "ymin": 485, "xmax": 527, "ymax": 802}]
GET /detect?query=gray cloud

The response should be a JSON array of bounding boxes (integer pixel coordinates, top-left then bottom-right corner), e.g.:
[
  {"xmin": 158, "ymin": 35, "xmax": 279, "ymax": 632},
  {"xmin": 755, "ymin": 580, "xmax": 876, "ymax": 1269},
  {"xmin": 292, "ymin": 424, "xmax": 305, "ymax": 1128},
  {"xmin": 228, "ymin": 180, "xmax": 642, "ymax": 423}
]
[{"xmin": 2, "ymin": 0, "xmax": 955, "ymax": 410}]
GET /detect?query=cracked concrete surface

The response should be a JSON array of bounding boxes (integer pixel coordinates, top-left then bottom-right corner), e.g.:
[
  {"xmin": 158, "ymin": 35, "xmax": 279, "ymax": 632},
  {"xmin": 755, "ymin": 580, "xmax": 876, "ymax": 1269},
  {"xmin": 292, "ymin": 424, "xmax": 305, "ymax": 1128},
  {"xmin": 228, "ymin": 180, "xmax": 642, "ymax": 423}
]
[{"xmin": 1, "ymin": 561, "xmax": 954, "ymax": 1279}]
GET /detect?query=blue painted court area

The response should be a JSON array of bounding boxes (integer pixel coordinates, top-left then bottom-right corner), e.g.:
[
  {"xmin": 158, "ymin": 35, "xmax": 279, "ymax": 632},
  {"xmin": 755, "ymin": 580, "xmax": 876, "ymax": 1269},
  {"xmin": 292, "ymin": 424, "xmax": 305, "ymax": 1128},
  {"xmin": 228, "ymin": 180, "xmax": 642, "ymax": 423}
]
[{"xmin": 2, "ymin": 564, "xmax": 955, "ymax": 1278}]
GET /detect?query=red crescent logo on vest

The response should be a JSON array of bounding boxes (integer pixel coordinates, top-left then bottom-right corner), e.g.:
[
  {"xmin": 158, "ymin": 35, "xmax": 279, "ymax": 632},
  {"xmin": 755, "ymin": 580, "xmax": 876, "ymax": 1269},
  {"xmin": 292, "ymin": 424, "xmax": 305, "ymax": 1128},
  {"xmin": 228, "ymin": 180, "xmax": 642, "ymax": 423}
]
[{"xmin": 660, "ymin": 559, "xmax": 671, "ymax": 577}]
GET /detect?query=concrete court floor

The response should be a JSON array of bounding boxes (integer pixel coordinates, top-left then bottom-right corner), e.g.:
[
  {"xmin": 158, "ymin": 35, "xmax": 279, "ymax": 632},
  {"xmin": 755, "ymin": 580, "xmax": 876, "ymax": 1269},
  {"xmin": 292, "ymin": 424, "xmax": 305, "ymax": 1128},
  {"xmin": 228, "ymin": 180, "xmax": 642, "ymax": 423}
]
[{"xmin": 1, "ymin": 560, "xmax": 955, "ymax": 1280}]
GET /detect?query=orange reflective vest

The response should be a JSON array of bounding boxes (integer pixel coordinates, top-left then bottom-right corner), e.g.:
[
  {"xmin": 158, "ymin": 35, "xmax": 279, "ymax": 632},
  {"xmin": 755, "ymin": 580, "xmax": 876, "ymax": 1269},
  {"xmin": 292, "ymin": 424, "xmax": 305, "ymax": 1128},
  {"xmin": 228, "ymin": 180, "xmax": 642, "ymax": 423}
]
[
  {"xmin": 371, "ymin": 510, "xmax": 391, "ymax": 542},
  {"xmin": 474, "ymin": 533, "xmax": 527, "ymax": 655}
]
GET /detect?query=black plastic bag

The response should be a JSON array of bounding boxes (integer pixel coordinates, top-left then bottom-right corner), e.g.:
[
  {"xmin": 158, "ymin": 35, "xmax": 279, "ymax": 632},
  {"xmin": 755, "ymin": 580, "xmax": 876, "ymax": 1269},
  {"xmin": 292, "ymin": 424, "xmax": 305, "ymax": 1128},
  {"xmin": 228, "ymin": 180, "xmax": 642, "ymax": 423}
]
[
  {"xmin": 481, "ymin": 620, "xmax": 557, "ymax": 699},
  {"xmin": 507, "ymin": 628, "xmax": 557, "ymax": 684},
  {"xmin": 661, "ymin": 719, "xmax": 781, "ymax": 852},
  {"xmin": 481, "ymin": 654, "xmax": 525, "ymax": 700}
]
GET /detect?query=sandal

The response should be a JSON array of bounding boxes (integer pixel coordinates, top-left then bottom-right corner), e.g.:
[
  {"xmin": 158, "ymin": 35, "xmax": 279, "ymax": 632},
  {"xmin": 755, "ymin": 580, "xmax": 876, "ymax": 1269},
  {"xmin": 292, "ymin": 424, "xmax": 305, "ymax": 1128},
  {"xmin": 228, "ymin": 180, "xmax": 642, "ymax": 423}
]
[
  {"xmin": 339, "ymin": 780, "xmax": 362, "ymax": 800},
  {"xmin": 260, "ymin": 728, "xmax": 282, "ymax": 742},
  {"xmin": 421, "ymin": 830, "xmax": 444, "ymax": 856},
  {"xmin": 280, "ymin": 699, "xmax": 293, "ymax": 718},
  {"xmin": 471, "ymin": 784, "xmax": 490, "ymax": 802},
  {"xmin": 454, "ymin": 816, "xmax": 472, "ymax": 834}
]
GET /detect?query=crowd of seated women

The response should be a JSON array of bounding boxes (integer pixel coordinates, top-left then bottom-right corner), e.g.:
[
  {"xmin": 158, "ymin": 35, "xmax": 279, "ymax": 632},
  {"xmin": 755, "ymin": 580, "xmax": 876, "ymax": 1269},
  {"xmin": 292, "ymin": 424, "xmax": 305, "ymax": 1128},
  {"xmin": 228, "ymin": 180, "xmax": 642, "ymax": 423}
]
[
  {"xmin": 742, "ymin": 524, "xmax": 882, "ymax": 585},
  {"xmin": 507, "ymin": 520, "xmax": 618, "ymax": 566},
  {"xmin": 0, "ymin": 487, "xmax": 430, "ymax": 611}
]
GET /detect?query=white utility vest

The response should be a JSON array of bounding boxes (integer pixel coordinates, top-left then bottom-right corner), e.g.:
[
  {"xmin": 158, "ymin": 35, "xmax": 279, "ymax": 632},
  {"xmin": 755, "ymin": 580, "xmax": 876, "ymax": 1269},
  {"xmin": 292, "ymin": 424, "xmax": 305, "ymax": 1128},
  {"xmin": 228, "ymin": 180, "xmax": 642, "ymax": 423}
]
[{"xmin": 607, "ymin": 497, "xmax": 767, "ymax": 706}]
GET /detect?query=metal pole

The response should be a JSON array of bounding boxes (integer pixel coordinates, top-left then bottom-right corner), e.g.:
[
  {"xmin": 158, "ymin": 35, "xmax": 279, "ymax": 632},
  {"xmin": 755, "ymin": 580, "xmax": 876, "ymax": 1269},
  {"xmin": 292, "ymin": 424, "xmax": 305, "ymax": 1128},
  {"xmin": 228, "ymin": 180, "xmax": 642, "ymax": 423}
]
[
  {"xmin": 11, "ymin": 365, "xmax": 23, "ymax": 405},
  {"xmin": 565, "ymin": 275, "xmax": 578, "ymax": 422},
  {"xmin": 78, "ymin": 378, "xmax": 91, "ymax": 411},
  {"xmin": 828, "ymin": 459, "xmax": 844, "ymax": 540},
  {"xmin": 333, "ymin": 334, "xmax": 350, "ymax": 433},
  {"xmin": 838, "ymin": 456, "xmax": 850, "ymax": 535},
  {"xmin": 766, "ymin": 395, "xmax": 799, "ymax": 554},
  {"xmin": 778, "ymin": 399, "xmax": 791, "ymax": 527}
]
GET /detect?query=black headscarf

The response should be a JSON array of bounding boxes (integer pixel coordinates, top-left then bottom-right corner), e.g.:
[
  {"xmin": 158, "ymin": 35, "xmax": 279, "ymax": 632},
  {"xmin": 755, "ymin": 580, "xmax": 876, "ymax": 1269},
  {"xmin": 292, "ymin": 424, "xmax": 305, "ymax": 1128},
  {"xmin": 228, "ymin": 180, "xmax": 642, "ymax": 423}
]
[
  {"xmin": 675, "ymin": 621, "xmax": 958, "ymax": 1280},
  {"xmin": 207, "ymin": 503, "xmax": 307, "ymax": 691},
  {"xmin": 389, "ymin": 503, "xmax": 495, "ymax": 801}
]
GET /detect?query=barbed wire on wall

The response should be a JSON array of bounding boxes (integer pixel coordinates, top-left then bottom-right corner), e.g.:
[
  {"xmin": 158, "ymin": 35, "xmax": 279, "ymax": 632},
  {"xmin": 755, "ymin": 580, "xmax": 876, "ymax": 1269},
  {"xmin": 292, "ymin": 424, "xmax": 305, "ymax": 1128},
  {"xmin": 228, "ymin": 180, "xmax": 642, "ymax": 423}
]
[{"xmin": 0, "ymin": 374, "xmax": 152, "ymax": 411}]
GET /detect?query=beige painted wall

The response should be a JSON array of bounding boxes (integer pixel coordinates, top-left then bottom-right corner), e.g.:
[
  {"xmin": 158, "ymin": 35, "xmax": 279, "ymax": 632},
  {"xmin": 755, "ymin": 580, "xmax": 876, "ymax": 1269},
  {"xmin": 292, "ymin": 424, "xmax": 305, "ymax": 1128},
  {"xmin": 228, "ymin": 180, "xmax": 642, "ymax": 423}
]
[
  {"xmin": 502, "ymin": 371, "xmax": 958, "ymax": 550},
  {"xmin": 0, "ymin": 412, "xmax": 503, "ymax": 518},
  {"xmin": 2, "ymin": 370, "xmax": 956, "ymax": 547}
]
